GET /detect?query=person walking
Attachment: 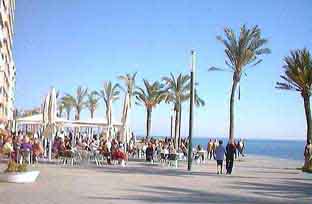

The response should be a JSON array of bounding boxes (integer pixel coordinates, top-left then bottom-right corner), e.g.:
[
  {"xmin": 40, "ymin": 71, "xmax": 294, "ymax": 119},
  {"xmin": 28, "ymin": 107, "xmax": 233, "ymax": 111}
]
[
  {"xmin": 239, "ymin": 139, "xmax": 245, "ymax": 157},
  {"xmin": 207, "ymin": 139, "xmax": 213, "ymax": 160},
  {"xmin": 226, "ymin": 142, "xmax": 236, "ymax": 175},
  {"xmin": 212, "ymin": 139, "xmax": 219, "ymax": 159},
  {"xmin": 214, "ymin": 140, "xmax": 226, "ymax": 174}
]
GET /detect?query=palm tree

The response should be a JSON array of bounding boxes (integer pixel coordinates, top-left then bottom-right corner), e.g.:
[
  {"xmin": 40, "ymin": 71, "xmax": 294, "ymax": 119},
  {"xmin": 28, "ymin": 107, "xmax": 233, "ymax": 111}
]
[
  {"xmin": 118, "ymin": 72, "xmax": 137, "ymax": 108},
  {"xmin": 87, "ymin": 91, "xmax": 100, "ymax": 119},
  {"xmin": 135, "ymin": 79, "xmax": 166, "ymax": 139},
  {"xmin": 162, "ymin": 73, "xmax": 205, "ymax": 149},
  {"xmin": 57, "ymin": 102, "xmax": 64, "ymax": 117},
  {"xmin": 100, "ymin": 81, "xmax": 120, "ymax": 127},
  {"xmin": 118, "ymin": 73, "xmax": 137, "ymax": 142},
  {"xmin": 23, "ymin": 107, "xmax": 41, "ymax": 117},
  {"xmin": 215, "ymin": 25, "xmax": 270, "ymax": 143},
  {"xmin": 61, "ymin": 95, "xmax": 73, "ymax": 120},
  {"xmin": 64, "ymin": 86, "xmax": 88, "ymax": 120},
  {"xmin": 276, "ymin": 48, "xmax": 312, "ymax": 170}
]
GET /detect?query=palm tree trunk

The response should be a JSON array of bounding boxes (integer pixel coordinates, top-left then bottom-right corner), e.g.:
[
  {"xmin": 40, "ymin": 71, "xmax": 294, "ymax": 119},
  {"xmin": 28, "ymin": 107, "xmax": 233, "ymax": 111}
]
[
  {"xmin": 91, "ymin": 110, "xmax": 94, "ymax": 119},
  {"xmin": 229, "ymin": 79, "xmax": 239, "ymax": 143},
  {"xmin": 174, "ymin": 106, "xmax": 179, "ymax": 149},
  {"xmin": 67, "ymin": 110, "xmax": 70, "ymax": 120},
  {"xmin": 170, "ymin": 109, "xmax": 174, "ymax": 139},
  {"xmin": 303, "ymin": 95, "xmax": 312, "ymax": 144},
  {"xmin": 303, "ymin": 94, "xmax": 312, "ymax": 170},
  {"xmin": 76, "ymin": 109, "xmax": 80, "ymax": 120},
  {"xmin": 178, "ymin": 104, "xmax": 182, "ymax": 150},
  {"xmin": 146, "ymin": 108, "xmax": 152, "ymax": 139}
]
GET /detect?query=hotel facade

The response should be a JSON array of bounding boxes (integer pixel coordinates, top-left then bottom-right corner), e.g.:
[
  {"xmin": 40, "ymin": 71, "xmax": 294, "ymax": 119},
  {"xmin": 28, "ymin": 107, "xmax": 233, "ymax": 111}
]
[{"xmin": 0, "ymin": 0, "xmax": 15, "ymax": 121}]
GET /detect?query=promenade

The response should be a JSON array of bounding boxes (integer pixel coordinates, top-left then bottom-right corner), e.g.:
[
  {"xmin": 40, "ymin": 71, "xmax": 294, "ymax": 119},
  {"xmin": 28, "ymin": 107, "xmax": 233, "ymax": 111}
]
[{"xmin": 0, "ymin": 156, "xmax": 311, "ymax": 204}]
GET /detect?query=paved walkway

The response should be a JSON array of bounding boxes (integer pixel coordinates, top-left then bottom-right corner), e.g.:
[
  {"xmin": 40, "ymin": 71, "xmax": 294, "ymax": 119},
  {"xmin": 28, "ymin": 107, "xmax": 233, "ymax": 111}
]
[{"xmin": 0, "ymin": 156, "xmax": 311, "ymax": 204}]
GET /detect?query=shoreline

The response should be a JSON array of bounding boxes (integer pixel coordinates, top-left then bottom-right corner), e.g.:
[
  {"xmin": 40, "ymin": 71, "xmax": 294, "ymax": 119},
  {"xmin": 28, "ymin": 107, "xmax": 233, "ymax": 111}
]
[{"xmin": 245, "ymin": 154, "xmax": 304, "ymax": 163}]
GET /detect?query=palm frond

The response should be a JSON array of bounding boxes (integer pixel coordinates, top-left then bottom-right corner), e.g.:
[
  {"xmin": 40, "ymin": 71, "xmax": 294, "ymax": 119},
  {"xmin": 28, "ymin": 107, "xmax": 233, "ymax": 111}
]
[
  {"xmin": 217, "ymin": 25, "xmax": 270, "ymax": 77},
  {"xmin": 277, "ymin": 48, "xmax": 312, "ymax": 95}
]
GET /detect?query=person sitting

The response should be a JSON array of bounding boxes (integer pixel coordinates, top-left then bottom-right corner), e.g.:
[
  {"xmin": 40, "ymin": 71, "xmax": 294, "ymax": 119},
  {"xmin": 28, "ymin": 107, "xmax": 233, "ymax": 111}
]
[
  {"xmin": 75, "ymin": 138, "xmax": 84, "ymax": 150},
  {"xmin": 20, "ymin": 136, "xmax": 32, "ymax": 151},
  {"xmin": 160, "ymin": 145, "xmax": 169, "ymax": 162},
  {"xmin": 100, "ymin": 140, "xmax": 112, "ymax": 164},
  {"xmin": 32, "ymin": 138, "xmax": 44, "ymax": 163},
  {"xmin": 57, "ymin": 139, "xmax": 67, "ymax": 158},
  {"xmin": 89, "ymin": 139, "xmax": 98, "ymax": 152},
  {"xmin": 112, "ymin": 146, "xmax": 128, "ymax": 165},
  {"xmin": 168, "ymin": 143, "xmax": 176, "ymax": 154},
  {"xmin": 20, "ymin": 136, "xmax": 33, "ymax": 164},
  {"xmin": 64, "ymin": 137, "xmax": 72, "ymax": 151},
  {"xmin": 52, "ymin": 137, "xmax": 61, "ymax": 155},
  {"xmin": 2, "ymin": 137, "xmax": 14, "ymax": 157},
  {"xmin": 145, "ymin": 143, "xmax": 154, "ymax": 162}
]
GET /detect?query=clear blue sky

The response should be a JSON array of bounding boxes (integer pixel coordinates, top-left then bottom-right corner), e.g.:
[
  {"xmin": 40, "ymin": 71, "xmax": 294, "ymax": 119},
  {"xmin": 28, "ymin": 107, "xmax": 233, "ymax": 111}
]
[{"xmin": 14, "ymin": 0, "xmax": 312, "ymax": 140}]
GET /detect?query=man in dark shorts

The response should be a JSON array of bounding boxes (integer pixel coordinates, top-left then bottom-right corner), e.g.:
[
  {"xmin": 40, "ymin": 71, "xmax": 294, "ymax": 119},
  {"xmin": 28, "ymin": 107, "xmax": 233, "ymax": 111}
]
[{"xmin": 214, "ymin": 140, "xmax": 226, "ymax": 174}]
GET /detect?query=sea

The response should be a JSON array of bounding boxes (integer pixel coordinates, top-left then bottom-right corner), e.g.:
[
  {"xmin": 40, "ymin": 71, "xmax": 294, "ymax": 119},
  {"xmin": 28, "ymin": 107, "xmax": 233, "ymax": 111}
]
[
  {"xmin": 139, "ymin": 136, "xmax": 306, "ymax": 161},
  {"xmin": 193, "ymin": 138, "xmax": 305, "ymax": 161}
]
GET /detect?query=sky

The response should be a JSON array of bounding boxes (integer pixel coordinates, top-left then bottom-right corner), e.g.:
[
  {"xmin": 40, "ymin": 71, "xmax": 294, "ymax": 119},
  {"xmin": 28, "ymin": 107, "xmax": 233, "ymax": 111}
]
[{"xmin": 14, "ymin": 0, "xmax": 312, "ymax": 140}]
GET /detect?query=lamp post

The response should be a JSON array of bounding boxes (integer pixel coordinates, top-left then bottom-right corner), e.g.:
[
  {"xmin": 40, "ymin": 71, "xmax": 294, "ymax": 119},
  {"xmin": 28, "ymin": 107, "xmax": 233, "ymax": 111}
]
[{"xmin": 188, "ymin": 50, "xmax": 196, "ymax": 171}]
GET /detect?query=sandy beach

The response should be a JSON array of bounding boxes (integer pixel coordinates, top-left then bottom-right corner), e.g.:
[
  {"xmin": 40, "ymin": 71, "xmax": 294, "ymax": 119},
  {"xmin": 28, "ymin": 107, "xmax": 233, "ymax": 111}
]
[{"xmin": 0, "ymin": 155, "xmax": 311, "ymax": 204}]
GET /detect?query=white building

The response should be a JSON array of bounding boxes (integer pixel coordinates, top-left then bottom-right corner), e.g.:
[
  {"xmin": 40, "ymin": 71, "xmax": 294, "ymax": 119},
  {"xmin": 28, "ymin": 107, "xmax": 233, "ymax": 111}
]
[{"xmin": 0, "ymin": 0, "xmax": 15, "ymax": 121}]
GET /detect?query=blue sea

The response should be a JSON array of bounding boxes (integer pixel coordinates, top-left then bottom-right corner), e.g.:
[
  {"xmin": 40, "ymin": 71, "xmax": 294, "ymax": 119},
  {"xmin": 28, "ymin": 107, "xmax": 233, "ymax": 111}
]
[{"xmin": 193, "ymin": 138, "xmax": 305, "ymax": 161}]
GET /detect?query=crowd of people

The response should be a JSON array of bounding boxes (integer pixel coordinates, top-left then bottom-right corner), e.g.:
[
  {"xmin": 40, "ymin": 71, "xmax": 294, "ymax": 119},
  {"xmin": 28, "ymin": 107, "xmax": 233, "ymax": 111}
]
[
  {"xmin": 132, "ymin": 137, "xmax": 190, "ymax": 163},
  {"xmin": 135, "ymin": 137, "xmax": 246, "ymax": 173},
  {"xmin": 0, "ymin": 131, "xmax": 44, "ymax": 164},
  {"xmin": 207, "ymin": 138, "xmax": 245, "ymax": 161},
  {"xmin": 0, "ymin": 129, "xmax": 131, "ymax": 165},
  {"xmin": 0, "ymin": 127, "xmax": 247, "ymax": 175},
  {"xmin": 207, "ymin": 138, "xmax": 245, "ymax": 175},
  {"xmin": 51, "ymin": 131, "xmax": 129, "ymax": 165}
]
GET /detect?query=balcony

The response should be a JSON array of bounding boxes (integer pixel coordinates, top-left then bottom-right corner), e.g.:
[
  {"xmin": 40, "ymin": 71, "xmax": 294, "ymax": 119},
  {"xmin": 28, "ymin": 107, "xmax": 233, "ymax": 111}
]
[
  {"xmin": 0, "ymin": 30, "xmax": 4, "ymax": 42},
  {"xmin": 0, "ymin": 93, "xmax": 6, "ymax": 105}
]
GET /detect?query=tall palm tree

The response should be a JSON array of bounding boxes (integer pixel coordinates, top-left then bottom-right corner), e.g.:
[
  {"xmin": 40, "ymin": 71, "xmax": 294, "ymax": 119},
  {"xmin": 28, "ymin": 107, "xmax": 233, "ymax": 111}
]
[
  {"xmin": 87, "ymin": 91, "xmax": 100, "ymax": 119},
  {"xmin": 57, "ymin": 102, "xmax": 64, "ymax": 117},
  {"xmin": 162, "ymin": 73, "xmax": 205, "ymax": 149},
  {"xmin": 135, "ymin": 79, "xmax": 166, "ymax": 139},
  {"xmin": 276, "ymin": 48, "xmax": 312, "ymax": 170},
  {"xmin": 61, "ymin": 95, "xmax": 73, "ymax": 120},
  {"xmin": 64, "ymin": 86, "xmax": 88, "ymax": 120},
  {"xmin": 215, "ymin": 25, "xmax": 270, "ymax": 143},
  {"xmin": 118, "ymin": 73, "xmax": 137, "ymax": 142},
  {"xmin": 100, "ymin": 81, "xmax": 120, "ymax": 127},
  {"xmin": 118, "ymin": 72, "xmax": 137, "ymax": 108}
]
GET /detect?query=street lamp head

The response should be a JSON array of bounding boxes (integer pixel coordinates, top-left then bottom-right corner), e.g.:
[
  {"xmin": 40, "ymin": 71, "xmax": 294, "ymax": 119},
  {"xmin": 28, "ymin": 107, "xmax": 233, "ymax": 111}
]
[{"xmin": 190, "ymin": 49, "xmax": 196, "ymax": 73}]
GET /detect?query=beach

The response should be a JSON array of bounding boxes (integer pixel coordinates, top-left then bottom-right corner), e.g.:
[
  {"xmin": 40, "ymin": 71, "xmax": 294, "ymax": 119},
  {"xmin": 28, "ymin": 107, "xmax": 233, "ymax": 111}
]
[{"xmin": 0, "ymin": 156, "xmax": 311, "ymax": 204}]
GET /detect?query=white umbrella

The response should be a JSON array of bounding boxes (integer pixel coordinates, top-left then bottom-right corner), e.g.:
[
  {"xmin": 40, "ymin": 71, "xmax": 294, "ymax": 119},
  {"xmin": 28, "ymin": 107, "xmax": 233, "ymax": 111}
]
[
  {"xmin": 49, "ymin": 88, "xmax": 57, "ymax": 125},
  {"xmin": 42, "ymin": 87, "xmax": 57, "ymax": 161},
  {"xmin": 106, "ymin": 101, "xmax": 113, "ymax": 139},
  {"xmin": 121, "ymin": 93, "xmax": 131, "ymax": 144},
  {"xmin": 42, "ymin": 92, "xmax": 50, "ymax": 158},
  {"xmin": 42, "ymin": 93, "xmax": 50, "ymax": 127},
  {"xmin": 42, "ymin": 88, "xmax": 57, "ymax": 138}
]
